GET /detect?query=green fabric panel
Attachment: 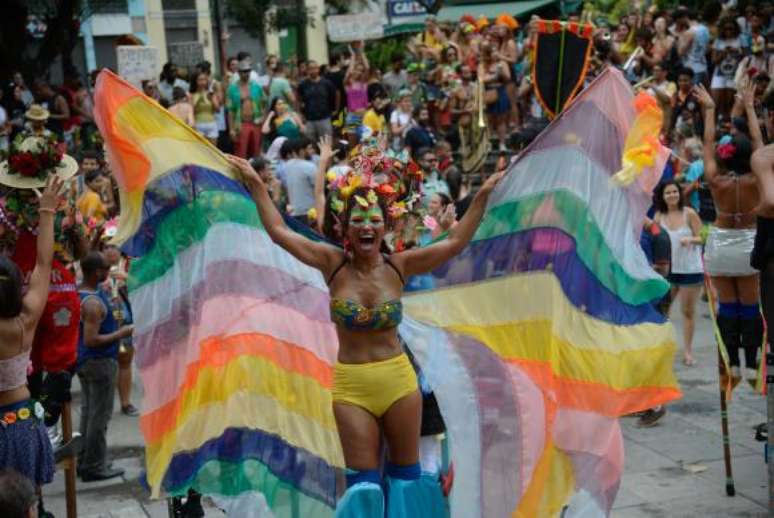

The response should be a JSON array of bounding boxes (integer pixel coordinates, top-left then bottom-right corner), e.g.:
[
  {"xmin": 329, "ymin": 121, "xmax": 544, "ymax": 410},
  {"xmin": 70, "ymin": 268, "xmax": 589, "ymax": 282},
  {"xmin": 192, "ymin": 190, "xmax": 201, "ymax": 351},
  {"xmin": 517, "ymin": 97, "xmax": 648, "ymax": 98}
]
[
  {"xmin": 168, "ymin": 458, "xmax": 334, "ymax": 517},
  {"xmin": 128, "ymin": 191, "xmax": 263, "ymax": 291},
  {"xmin": 473, "ymin": 189, "xmax": 669, "ymax": 305}
]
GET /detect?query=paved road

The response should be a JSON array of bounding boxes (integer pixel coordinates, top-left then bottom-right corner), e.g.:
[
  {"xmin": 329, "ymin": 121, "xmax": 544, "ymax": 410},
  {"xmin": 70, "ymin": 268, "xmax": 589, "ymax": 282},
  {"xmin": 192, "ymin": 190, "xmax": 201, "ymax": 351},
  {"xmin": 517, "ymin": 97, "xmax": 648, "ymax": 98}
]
[{"xmin": 43, "ymin": 301, "xmax": 768, "ymax": 517}]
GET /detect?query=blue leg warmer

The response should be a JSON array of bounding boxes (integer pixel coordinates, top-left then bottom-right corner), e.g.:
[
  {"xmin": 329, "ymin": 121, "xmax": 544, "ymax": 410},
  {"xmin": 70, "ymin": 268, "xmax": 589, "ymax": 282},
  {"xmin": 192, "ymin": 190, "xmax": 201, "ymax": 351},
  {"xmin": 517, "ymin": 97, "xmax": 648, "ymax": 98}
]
[
  {"xmin": 385, "ymin": 462, "xmax": 445, "ymax": 518},
  {"xmin": 336, "ymin": 469, "xmax": 384, "ymax": 518},
  {"xmin": 718, "ymin": 302, "xmax": 739, "ymax": 318}
]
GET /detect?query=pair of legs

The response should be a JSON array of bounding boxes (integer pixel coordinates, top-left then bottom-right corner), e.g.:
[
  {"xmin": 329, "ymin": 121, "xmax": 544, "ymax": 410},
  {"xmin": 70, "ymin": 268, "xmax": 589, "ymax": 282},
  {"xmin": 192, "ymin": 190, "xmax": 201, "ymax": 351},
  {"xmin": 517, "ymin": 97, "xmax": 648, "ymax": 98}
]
[
  {"xmin": 77, "ymin": 358, "xmax": 118, "ymax": 474},
  {"xmin": 333, "ymin": 390, "xmax": 422, "ymax": 473},
  {"xmin": 671, "ymin": 284, "xmax": 702, "ymax": 365},
  {"xmin": 487, "ymin": 111, "xmax": 509, "ymax": 151},
  {"xmin": 713, "ymin": 274, "xmax": 761, "ymax": 374}
]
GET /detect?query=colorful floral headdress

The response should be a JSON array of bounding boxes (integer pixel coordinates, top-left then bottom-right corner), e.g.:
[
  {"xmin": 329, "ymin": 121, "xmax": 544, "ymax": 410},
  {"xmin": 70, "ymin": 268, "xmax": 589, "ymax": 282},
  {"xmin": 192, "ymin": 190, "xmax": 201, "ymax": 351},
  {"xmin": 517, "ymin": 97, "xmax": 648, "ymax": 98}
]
[
  {"xmin": 326, "ymin": 141, "xmax": 425, "ymax": 225},
  {"xmin": 6, "ymin": 134, "xmax": 65, "ymax": 182}
]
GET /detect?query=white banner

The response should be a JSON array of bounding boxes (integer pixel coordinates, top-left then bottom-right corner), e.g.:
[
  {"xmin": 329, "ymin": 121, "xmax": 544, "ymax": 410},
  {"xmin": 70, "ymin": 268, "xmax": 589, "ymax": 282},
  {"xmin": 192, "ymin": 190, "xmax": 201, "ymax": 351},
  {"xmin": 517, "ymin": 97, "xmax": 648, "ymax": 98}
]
[
  {"xmin": 326, "ymin": 12, "xmax": 385, "ymax": 42},
  {"xmin": 117, "ymin": 46, "xmax": 159, "ymax": 88}
]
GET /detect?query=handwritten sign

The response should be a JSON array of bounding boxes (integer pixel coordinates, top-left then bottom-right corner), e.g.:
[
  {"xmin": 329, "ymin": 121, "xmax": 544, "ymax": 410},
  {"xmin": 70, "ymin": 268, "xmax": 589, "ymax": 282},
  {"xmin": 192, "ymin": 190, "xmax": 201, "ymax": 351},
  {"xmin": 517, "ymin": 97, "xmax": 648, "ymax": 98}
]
[
  {"xmin": 116, "ymin": 46, "xmax": 159, "ymax": 88},
  {"xmin": 326, "ymin": 12, "xmax": 385, "ymax": 42},
  {"xmin": 168, "ymin": 41, "xmax": 204, "ymax": 68}
]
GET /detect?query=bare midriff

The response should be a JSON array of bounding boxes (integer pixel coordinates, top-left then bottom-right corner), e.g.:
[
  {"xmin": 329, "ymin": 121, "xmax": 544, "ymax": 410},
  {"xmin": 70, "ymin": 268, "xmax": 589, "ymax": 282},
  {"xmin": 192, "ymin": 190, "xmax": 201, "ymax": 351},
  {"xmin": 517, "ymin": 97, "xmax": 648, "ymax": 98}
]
[{"xmin": 335, "ymin": 326, "xmax": 403, "ymax": 365}]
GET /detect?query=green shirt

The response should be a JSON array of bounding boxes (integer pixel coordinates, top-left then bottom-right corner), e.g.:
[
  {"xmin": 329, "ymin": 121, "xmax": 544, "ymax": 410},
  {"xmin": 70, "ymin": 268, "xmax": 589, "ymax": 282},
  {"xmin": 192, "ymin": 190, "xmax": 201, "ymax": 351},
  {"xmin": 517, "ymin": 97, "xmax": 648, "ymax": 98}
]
[{"xmin": 226, "ymin": 81, "xmax": 264, "ymax": 124}]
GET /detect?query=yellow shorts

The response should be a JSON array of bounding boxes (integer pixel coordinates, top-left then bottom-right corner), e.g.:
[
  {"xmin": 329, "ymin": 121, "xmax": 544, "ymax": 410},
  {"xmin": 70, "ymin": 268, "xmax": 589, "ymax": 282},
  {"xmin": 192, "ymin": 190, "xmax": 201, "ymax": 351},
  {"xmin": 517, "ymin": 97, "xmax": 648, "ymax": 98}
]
[{"xmin": 332, "ymin": 353, "xmax": 418, "ymax": 417}]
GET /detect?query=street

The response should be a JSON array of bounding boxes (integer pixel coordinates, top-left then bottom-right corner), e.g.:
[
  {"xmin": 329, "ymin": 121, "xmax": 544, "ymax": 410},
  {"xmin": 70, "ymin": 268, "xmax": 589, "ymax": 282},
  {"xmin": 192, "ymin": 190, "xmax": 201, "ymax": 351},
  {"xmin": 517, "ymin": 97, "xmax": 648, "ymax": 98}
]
[{"xmin": 43, "ymin": 300, "xmax": 769, "ymax": 517}]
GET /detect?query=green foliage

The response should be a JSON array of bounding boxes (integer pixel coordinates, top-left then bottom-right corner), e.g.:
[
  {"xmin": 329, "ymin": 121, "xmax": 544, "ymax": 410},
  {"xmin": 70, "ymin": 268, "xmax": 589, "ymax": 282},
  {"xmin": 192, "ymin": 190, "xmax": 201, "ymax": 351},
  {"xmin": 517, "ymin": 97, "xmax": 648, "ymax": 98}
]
[
  {"xmin": 224, "ymin": 0, "xmax": 314, "ymax": 38},
  {"xmin": 364, "ymin": 36, "xmax": 410, "ymax": 72}
]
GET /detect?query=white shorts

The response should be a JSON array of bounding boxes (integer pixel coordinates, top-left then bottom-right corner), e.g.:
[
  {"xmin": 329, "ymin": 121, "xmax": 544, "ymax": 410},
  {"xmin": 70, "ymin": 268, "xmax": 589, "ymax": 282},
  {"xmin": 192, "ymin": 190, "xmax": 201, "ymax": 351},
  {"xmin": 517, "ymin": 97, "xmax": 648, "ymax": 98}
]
[
  {"xmin": 195, "ymin": 121, "xmax": 219, "ymax": 139},
  {"xmin": 704, "ymin": 226, "xmax": 757, "ymax": 276}
]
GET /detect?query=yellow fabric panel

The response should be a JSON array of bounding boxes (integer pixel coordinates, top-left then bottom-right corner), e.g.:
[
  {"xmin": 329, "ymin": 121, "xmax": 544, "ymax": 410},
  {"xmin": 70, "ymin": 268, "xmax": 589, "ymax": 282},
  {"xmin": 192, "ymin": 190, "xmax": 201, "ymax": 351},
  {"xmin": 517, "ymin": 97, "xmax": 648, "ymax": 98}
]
[
  {"xmin": 449, "ymin": 322, "xmax": 677, "ymax": 391},
  {"xmin": 115, "ymin": 96, "xmax": 235, "ymax": 182},
  {"xmin": 145, "ymin": 391, "xmax": 344, "ymax": 497},
  {"xmin": 515, "ymin": 441, "xmax": 574, "ymax": 517},
  {"xmin": 145, "ymin": 354, "xmax": 338, "ymax": 440},
  {"xmin": 403, "ymin": 272, "xmax": 674, "ymax": 351}
]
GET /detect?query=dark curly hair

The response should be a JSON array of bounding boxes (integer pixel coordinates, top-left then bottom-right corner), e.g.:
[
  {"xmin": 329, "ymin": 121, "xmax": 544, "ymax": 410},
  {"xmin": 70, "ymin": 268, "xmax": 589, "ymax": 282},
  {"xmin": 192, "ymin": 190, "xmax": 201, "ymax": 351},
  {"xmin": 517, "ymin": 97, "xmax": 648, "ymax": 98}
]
[{"xmin": 653, "ymin": 180, "xmax": 685, "ymax": 214}]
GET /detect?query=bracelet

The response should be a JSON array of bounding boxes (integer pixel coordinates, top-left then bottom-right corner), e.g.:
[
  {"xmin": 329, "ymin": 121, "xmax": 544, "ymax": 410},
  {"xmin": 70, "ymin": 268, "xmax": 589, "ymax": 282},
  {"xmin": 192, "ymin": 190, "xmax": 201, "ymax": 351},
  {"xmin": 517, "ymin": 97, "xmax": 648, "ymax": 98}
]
[{"xmin": 38, "ymin": 208, "xmax": 56, "ymax": 215}]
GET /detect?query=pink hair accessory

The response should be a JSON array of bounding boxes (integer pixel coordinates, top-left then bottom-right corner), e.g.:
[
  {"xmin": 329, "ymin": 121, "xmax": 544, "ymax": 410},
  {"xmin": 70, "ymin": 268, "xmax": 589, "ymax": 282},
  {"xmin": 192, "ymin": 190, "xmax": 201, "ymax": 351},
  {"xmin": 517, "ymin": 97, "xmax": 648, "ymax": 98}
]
[{"xmin": 717, "ymin": 143, "xmax": 736, "ymax": 160}]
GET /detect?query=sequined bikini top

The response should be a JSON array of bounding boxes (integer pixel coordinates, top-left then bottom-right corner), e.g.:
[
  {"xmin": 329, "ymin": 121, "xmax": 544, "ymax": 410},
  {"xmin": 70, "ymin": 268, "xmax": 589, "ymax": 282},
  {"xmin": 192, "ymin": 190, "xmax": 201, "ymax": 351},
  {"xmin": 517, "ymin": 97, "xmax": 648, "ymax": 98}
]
[
  {"xmin": 327, "ymin": 255, "xmax": 404, "ymax": 331},
  {"xmin": 330, "ymin": 297, "xmax": 403, "ymax": 331}
]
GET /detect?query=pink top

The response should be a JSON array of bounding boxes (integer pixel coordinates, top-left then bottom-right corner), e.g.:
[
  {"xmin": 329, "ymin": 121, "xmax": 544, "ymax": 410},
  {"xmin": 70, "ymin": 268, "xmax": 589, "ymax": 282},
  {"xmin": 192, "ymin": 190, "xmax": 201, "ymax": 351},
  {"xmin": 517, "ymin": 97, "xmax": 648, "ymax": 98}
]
[
  {"xmin": 346, "ymin": 82, "xmax": 369, "ymax": 112},
  {"xmin": 0, "ymin": 318, "xmax": 29, "ymax": 392}
]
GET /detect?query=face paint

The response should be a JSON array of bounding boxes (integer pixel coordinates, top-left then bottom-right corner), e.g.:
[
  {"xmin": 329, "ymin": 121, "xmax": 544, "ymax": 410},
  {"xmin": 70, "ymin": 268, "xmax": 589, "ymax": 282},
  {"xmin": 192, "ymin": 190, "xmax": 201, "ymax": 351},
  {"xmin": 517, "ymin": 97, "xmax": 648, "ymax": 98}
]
[{"xmin": 349, "ymin": 204, "xmax": 384, "ymax": 228}]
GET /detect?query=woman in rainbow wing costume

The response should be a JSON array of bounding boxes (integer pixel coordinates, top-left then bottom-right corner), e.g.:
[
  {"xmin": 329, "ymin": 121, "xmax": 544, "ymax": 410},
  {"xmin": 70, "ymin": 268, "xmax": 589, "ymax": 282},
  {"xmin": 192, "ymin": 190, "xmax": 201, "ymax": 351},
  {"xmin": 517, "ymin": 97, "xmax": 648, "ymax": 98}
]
[
  {"xmin": 93, "ymin": 67, "xmax": 681, "ymax": 517},
  {"xmin": 225, "ymin": 147, "xmax": 503, "ymax": 516}
]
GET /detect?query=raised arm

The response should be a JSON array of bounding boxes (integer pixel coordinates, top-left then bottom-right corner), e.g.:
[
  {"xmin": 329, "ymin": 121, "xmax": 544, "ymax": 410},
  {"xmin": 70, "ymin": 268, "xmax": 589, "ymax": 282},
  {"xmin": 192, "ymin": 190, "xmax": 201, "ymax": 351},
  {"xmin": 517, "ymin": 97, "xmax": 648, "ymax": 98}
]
[
  {"xmin": 22, "ymin": 176, "xmax": 63, "ymax": 326},
  {"xmin": 738, "ymin": 84, "xmax": 765, "ymax": 151},
  {"xmin": 226, "ymin": 154, "xmax": 341, "ymax": 275},
  {"xmin": 751, "ymin": 144, "xmax": 774, "ymax": 215},
  {"xmin": 693, "ymin": 84, "xmax": 718, "ymax": 183},
  {"xmin": 314, "ymin": 136, "xmax": 334, "ymax": 233},
  {"xmin": 393, "ymin": 171, "xmax": 504, "ymax": 277}
]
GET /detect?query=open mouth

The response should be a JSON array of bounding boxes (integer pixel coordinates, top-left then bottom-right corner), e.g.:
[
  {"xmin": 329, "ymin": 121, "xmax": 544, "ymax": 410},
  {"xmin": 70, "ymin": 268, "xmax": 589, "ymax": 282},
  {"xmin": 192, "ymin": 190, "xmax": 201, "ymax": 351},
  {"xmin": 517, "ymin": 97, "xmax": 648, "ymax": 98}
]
[{"xmin": 358, "ymin": 234, "xmax": 376, "ymax": 247}]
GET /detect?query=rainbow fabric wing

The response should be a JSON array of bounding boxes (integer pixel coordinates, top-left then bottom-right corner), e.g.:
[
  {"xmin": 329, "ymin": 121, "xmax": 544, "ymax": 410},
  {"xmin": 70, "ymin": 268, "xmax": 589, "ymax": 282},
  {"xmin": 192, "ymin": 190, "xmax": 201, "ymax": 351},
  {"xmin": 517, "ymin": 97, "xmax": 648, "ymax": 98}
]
[
  {"xmin": 398, "ymin": 67, "xmax": 681, "ymax": 516},
  {"xmin": 93, "ymin": 71, "xmax": 344, "ymax": 514},
  {"xmin": 94, "ymin": 66, "xmax": 679, "ymax": 517}
]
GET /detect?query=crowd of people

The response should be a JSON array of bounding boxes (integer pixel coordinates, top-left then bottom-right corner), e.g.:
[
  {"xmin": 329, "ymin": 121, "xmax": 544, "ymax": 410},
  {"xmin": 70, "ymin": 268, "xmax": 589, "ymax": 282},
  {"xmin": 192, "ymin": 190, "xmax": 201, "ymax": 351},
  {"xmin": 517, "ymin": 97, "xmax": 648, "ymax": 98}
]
[{"xmin": 1, "ymin": 1, "xmax": 774, "ymax": 516}]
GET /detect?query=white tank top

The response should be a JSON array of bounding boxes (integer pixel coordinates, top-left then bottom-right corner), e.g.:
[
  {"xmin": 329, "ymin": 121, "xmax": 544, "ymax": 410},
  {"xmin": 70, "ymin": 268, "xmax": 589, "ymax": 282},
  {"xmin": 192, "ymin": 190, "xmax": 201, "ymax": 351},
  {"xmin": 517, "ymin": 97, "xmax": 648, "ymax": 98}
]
[{"xmin": 659, "ymin": 209, "xmax": 703, "ymax": 274}]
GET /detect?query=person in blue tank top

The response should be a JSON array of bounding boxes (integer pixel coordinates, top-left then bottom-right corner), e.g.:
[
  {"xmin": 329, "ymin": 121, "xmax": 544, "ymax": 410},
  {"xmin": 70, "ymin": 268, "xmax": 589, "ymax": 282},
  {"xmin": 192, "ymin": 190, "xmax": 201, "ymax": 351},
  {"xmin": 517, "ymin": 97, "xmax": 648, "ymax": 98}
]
[{"xmin": 76, "ymin": 251, "xmax": 133, "ymax": 482}]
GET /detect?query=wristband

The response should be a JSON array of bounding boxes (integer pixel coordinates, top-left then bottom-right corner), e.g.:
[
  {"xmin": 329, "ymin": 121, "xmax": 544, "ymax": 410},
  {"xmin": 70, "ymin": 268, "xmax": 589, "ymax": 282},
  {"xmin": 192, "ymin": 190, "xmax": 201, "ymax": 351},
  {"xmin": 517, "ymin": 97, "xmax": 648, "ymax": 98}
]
[{"xmin": 39, "ymin": 208, "xmax": 56, "ymax": 215}]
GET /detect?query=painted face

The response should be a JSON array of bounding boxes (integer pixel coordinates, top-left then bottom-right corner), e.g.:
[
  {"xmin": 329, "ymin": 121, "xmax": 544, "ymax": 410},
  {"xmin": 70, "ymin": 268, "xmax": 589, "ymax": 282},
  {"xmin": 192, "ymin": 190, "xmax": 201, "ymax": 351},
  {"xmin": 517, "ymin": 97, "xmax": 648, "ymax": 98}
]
[
  {"xmin": 347, "ymin": 203, "xmax": 385, "ymax": 254},
  {"xmin": 663, "ymin": 184, "xmax": 680, "ymax": 206}
]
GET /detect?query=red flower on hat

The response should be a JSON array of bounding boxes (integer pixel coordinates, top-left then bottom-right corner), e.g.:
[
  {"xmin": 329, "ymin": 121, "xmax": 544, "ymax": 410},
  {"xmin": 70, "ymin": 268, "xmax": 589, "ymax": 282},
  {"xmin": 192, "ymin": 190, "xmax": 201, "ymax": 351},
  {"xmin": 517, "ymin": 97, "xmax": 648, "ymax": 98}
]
[
  {"xmin": 4, "ymin": 412, "xmax": 17, "ymax": 424},
  {"xmin": 9, "ymin": 153, "xmax": 41, "ymax": 177}
]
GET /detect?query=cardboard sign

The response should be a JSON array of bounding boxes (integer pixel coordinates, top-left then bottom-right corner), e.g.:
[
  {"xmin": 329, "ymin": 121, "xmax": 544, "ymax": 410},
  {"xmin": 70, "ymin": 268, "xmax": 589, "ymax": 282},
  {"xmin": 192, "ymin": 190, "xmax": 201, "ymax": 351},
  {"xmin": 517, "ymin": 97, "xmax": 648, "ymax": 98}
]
[
  {"xmin": 116, "ymin": 46, "xmax": 159, "ymax": 88},
  {"xmin": 326, "ymin": 12, "xmax": 385, "ymax": 42},
  {"xmin": 168, "ymin": 41, "xmax": 205, "ymax": 68}
]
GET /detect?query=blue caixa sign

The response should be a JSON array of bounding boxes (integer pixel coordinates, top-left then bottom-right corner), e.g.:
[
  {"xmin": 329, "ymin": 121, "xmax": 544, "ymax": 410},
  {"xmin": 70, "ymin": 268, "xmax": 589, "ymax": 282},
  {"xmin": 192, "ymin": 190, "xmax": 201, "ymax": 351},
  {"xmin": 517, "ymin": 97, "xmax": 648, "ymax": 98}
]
[{"xmin": 388, "ymin": 0, "xmax": 428, "ymax": 17}]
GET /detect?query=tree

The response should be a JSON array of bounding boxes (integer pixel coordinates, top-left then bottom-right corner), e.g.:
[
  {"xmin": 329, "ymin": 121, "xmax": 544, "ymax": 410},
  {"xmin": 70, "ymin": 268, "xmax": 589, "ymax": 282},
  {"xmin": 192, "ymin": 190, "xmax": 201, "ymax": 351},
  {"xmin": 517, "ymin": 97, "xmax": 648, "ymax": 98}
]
[
  {"xmin": 0, "ymin": 0, "xmax": 118, "ymax": 84},
  {"xmin": 224, "ymin": 0, "xmax": 314, "ymax": 39}
]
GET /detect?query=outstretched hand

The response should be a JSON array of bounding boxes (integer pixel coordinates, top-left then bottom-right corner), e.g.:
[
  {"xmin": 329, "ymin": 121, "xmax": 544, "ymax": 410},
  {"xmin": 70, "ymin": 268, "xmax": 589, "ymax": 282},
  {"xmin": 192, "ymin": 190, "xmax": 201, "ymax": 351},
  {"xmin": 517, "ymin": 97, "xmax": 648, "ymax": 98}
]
[
  {"xmin": 692, "ymin": 84, "xmax": 715, "ymax": 109},
  {"xmin": 478, "ymin": 170, "xmax": 505, "ymax": 197},
  {"xmin": 318, "ymin": 135, "xmax": 333, "ymax": 164},
  {"xmin": 225, "ymin": 154, "xmax": 264, "ymax": 192},
  {"xmin": 735, "ymin": 82, "xmax": 756, "ymax": 108},
  {"xmin": 37, "ymin": 175, "xmax": 65, "ymax": 213}
]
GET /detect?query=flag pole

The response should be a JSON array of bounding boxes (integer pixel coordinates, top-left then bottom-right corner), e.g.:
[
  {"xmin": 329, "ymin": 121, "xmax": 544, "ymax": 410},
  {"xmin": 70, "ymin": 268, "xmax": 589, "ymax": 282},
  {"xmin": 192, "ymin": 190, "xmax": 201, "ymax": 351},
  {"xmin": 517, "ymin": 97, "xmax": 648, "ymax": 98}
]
[{"xmin": 718, "ymin": 349, "xmax": 736, "ymax": 496}]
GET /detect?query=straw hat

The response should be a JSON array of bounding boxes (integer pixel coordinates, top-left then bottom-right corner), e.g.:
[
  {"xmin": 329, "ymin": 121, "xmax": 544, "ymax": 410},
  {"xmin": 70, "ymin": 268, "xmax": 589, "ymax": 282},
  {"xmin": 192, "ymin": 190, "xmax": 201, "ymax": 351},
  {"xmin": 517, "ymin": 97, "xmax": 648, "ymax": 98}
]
[
  {"xmin": 0, "ymin": 136, "xmax": 78, "ymax": 189},
  {"xmin": 25, "ymin": 104, "xmax": 50, "ymax": 121}
]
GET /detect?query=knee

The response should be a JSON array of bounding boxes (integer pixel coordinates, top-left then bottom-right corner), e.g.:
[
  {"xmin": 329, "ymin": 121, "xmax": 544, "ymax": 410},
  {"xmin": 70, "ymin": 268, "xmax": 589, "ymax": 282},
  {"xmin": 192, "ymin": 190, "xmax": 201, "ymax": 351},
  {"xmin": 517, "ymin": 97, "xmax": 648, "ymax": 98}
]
[{"xmin": 682, "ymin": 305, "xmax": 695, "ymax": 319}]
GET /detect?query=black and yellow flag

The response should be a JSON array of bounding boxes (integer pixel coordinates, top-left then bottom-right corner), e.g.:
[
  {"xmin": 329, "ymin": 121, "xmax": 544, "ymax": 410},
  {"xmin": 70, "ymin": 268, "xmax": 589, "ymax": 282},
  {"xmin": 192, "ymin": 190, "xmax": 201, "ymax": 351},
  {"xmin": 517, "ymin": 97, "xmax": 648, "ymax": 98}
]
[{"xmin": 532, "ymin": 20, "xmax": 594, "ymax": 119}]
